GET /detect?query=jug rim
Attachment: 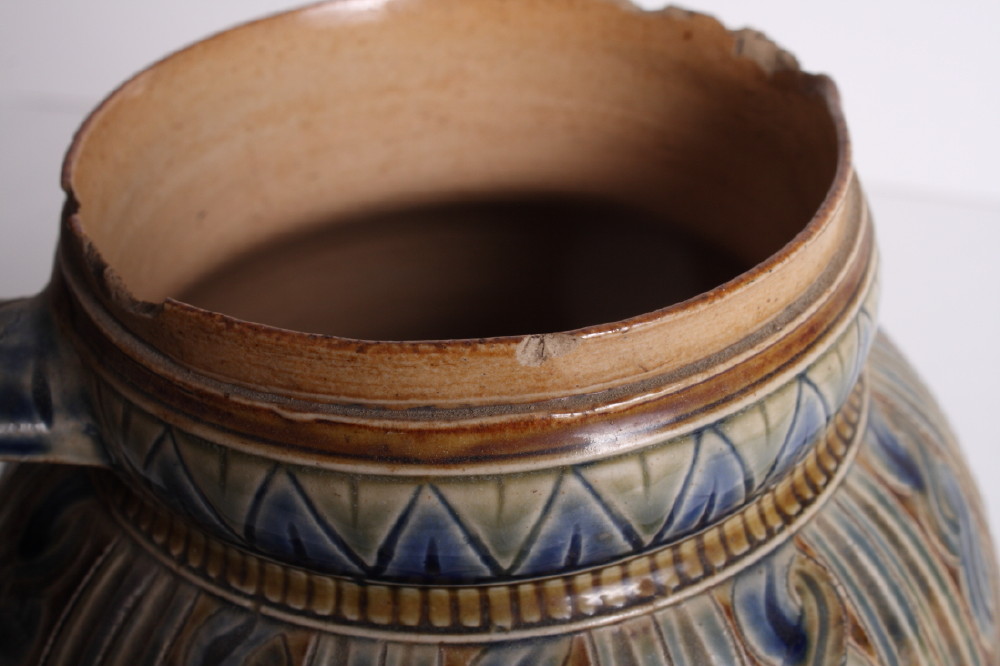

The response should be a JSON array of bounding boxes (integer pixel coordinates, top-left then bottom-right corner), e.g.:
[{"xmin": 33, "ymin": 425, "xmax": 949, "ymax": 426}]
[{"xmin": 52, "ymin": 0, "xmax": 866, "ymax": 418}]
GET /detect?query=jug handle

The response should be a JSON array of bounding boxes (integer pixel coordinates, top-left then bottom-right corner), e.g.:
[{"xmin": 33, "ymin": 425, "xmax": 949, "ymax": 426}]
[{"xmin": 0, "ymin": 293, "xmax": 109, "ymax": 467}]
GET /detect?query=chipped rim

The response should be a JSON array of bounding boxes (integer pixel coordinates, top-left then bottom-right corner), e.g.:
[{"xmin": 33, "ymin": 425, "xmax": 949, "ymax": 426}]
[{"xmin": 54, "ymin": 0, "xmax": 860, "ymax": 413}]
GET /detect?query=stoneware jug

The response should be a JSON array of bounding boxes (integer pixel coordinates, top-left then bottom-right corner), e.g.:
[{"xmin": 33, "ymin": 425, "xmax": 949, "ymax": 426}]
[{"xmin": 1, "ymin": 0, "xmax": 997, "ymax": 664}]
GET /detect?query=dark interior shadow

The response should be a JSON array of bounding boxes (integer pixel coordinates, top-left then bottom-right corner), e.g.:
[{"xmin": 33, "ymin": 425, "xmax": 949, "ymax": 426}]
[{"xmin": 178, "ymin": 193, "xmax": 749, "ymax": 341}]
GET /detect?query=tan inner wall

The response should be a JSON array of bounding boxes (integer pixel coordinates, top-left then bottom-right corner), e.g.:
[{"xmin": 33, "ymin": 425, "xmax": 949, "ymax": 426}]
[{"xmin": 68, "ymin": 1, "xmax": 837, "ymax": 324}]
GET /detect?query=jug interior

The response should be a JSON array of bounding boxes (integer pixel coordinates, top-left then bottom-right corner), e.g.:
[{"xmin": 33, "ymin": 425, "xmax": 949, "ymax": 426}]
[
  {"xmin": 66, "ymin": 1, "xmax": 838, "ymax": 341},
  {"xmin": 177, "ymin": 194, "xmax": 744, "ymax": 339}
]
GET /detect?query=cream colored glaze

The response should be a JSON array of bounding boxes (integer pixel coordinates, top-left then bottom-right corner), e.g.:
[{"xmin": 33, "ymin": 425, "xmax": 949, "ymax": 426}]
[{"xmin": 60, "ymin": 0, "xmax": 851, "ymax": 407}]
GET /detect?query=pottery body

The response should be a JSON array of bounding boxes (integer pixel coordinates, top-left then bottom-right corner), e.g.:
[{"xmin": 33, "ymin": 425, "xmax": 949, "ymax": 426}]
[
  {"xmin": 0, "ymin": 0, "xmax": 997, "ymax": 664},
  {"xmin": 1, "ymin": 334, "xmax": 997, "ymax": 665}
]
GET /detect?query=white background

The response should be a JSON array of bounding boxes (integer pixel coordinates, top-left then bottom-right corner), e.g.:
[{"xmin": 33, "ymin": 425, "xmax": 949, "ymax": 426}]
[{"xmin": 1, "ymin": 1, "xmax": 998, "ymax": 540}]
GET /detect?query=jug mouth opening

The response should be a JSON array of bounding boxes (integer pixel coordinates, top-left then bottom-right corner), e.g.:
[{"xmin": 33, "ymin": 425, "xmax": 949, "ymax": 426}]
[{"xmin": 55, "ymin": 0, "xmax": 857, "ymax": 407}]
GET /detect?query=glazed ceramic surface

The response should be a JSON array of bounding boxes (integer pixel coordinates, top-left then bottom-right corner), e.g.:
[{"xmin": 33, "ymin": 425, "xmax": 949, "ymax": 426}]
[
  {"xmin": 1, "ymin": 338, "xmax": 995, "ymax": 665},
  {"xmin": 0, "ymin": 0, "xmax": 997, "ymax": 664}
]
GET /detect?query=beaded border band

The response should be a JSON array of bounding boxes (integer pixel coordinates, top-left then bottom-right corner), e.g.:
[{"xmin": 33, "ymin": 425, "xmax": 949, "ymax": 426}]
[{"xmin": 100, "ymin": 374, "xmax": 867, "ymax": 643}]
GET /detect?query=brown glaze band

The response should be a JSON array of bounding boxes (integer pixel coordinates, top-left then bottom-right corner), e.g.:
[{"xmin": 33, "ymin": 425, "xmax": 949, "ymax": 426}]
[
  {"xmin": 51, "ymin": 180, "xmax": 873, "ymax": 466},
  {"xmin": 99, "ymin": 373, "xmax": 866, "ymax": 642}
]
